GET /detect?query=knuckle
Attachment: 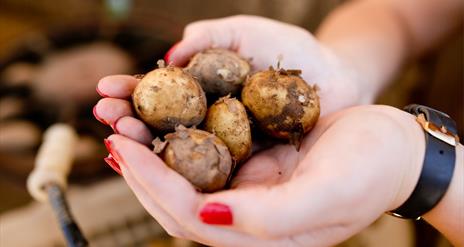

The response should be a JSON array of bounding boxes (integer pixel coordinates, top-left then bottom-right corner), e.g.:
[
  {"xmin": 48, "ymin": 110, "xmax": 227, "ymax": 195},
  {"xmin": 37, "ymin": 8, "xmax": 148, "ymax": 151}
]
[{"xmin": 184, "ymin": 21, "xmax": 209, "ymax": 36}]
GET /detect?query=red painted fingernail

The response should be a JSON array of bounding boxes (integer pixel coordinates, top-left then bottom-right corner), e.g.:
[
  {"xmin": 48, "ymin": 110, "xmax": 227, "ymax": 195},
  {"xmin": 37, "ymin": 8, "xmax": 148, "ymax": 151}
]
[
  {"xmin": 110, "ymin": 118, "xmax": 120, "ymax": 134},
  {"xmin": 104, "ymin": 155, "xmax": 122, "ymax": 175},
  {"xmin": 93, "ymin": 106, "xmax": 108, "ymax": 125},
  {"xmin": 96, "ymin": 85, "xmax": 109, "ymax": 97},
  {"xmin": 164, "ymin": 42, "xmax": 180, "ymax": 63},
  {"xmin": 199, "ymin": 202, "xmax": 233, "ymax": 225},
  {"xmin": 103, "ymin": 139, "xmax": 123, "ymax": 163}
]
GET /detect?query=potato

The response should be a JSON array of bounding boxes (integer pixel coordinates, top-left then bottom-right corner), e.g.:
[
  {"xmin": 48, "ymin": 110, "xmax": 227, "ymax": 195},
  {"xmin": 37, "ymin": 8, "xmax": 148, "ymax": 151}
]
[
  {"xmin": 153, "ymin": 126, "xmax": 232, "ymax": 192},
  {"xmin": 241, "ymin": 67, "xmax": 320, "ymax": 149},
  {"xmin": 185, "ymin": 49, "xmax": 250, "ymax": 96},
  {"xmin": 133, "ymin": 61, "xmax": 207, "ymax": 132},
  {"xmin": 204, "ymin": 96, "xmax": 251, "ymax": 163}
]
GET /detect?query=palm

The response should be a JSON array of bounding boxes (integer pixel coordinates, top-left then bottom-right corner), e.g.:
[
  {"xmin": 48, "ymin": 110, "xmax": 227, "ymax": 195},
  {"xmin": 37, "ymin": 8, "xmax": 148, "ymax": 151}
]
[{"xmin": 231, "ymin": 145, "xmax": 298, "ymax": 189}]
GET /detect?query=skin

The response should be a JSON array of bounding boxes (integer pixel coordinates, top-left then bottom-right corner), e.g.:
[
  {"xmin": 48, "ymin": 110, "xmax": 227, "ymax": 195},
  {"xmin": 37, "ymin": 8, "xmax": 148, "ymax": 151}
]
[
  {"xmin": 100, "ymin": 102, "xmax": 463, "ymax": 246},
  {"xmin": 95, "ymin": 78, "xmax": 463, "ymax": 246},
  {"xmin": 94, "ymin": 0, "xmax": 463, "ymax": 245}
]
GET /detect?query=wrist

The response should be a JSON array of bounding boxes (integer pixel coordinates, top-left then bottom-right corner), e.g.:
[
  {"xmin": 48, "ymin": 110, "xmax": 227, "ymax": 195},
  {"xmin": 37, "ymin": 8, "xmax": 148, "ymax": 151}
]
[
  {"xmin": 386, "ymin": 107, "xmax": 462, "ymax": 245},
  {"xmin": 422, "ymin": 144, "xmax": 463, "ymax": 246},
  {"xmin": 315, "ymin": 0, "xmax": 411, "ymax": 104},
  {"xmin": 387, "ymin": 112, "xmax": 426, "ymax": 211}
]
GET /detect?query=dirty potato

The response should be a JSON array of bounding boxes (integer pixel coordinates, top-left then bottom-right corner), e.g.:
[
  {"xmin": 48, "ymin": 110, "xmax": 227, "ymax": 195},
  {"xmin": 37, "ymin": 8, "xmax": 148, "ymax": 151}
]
[
  {"xmin": 205, "ymin": 96, "xmax": 251, "ymax": 163},
  {"xmin": 241, "ymin": 67, "xmax": 320, "ymax": 149},
  {"xmin": 185, "ymin": 49, "xmax": 250, "ymax": 96},
  {"xmin": 132, "ymin": 61, "xmax": 207, "ymax": 132},
  {"xmin": 153, "ymin": 126, "xmax": 232, "ymax": 192}
]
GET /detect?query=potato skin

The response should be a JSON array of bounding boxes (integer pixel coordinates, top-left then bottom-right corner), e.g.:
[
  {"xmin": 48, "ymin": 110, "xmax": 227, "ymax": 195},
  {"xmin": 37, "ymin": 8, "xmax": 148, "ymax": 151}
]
[
  {"xmin": 158, "ymin": 126, "xmax": 232, "ymax": 192},
  {"xmin": 185, "ymin": 49, "xmax": 251, "ymax": 96},
  {"xmin": 132, "ymin": 66, "xmax": 207, "ymax": 131},
  {"xmin": 241, "ymin": 69, "xmax": 320, "ymax": 147},
  {"xmin": 205, "ymin": 96, "xmax": 252, "ymax": 164}
]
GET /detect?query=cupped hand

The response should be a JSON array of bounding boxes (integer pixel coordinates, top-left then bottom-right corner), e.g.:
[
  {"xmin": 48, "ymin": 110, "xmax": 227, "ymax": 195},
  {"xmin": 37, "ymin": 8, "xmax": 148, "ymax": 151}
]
[
  {"xmin": 166, "ymin": 15, "xmax": 373, "ymax": 115},
  {"xmin": 94, "ymin": 75, "xmax": 425, "ymax": 246}
]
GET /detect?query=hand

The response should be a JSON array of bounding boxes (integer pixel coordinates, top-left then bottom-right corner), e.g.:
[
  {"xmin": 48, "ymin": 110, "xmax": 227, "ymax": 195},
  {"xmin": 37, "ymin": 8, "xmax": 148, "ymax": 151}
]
[
  {"xmin": 165, "ymin": 15, "xmax": 374, "ymax": 115},
  {"xmin": 94, "ymin": 77, "xmax": 425, "ymax": 246}
]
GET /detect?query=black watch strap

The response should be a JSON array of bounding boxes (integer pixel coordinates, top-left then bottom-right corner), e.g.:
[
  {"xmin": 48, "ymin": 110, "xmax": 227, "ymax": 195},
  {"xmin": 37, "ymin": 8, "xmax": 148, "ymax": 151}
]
[{"xmin": 390, "ymin": 104, "xmax": 458, "ymax": 219}]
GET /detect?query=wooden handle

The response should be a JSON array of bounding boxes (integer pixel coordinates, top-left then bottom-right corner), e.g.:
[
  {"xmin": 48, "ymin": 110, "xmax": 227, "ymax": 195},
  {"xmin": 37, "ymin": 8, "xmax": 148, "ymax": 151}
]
[{"xmin": 27, "ymin": 123, "xmax": 77, "ymax": 202}]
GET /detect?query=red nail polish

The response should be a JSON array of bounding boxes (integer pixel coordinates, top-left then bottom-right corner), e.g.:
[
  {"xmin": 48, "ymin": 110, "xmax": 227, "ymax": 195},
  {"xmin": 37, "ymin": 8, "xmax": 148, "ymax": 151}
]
[
  {"xmin": 103, "ymin": 138, "xmax": 112, "ymax": 152},
  {"xmin": 110, "ymin": 118, "xmax": 120, "ymax": 134},
  {"xmin": 104, "ymin": 156, "xmax": 122, "ymax": 175},
  {"xmin": 199, "ymin": 202, "xmax": 233, "ymax": 225},
  {"xmin": 103, "ymin": 139, "xmax": 123, "ymax": 163},
  {"xmin": 96, "ymin": 85, "xmax": 109, "ymax": 97},
  {"xmin": 93, "ymin": 106, "xmax": 108, "ymax": 125},
  {"xmin": 164, "ymin": 42, "xmax": 180, "ymax": 64}
]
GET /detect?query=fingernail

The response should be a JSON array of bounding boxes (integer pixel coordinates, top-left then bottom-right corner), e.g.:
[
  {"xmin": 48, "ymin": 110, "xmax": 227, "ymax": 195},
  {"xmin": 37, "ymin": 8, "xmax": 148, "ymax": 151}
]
[
  {"xmin": 110, "ymin": 118, "xmax": 120, "ymax": 134},
  {"xmin": 96, "ymin": 85, "xmax": 109, "ymax": 97},
  {"xmin": 93, "ymin": 106, "xmax": 108, "ymax": 125},
  {"xmin": 199, "ymin": 202, "xmax": 233, "ymax": 225},
  {"xmin": 103, "ymin": 139, "xmax": 123, "ymax": 163},
  {"xmin": 164, "ymin": 42, "xmax": 180, "ymax": 64},
  {"xmin": 104, "ymin": 155, "xmax": 122, "ymax": 175}
]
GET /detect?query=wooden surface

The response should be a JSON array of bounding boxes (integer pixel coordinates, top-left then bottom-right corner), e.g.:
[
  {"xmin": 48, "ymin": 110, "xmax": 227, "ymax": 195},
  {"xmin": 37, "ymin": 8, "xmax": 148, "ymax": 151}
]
[{"xmin": 1, "ymin": 178, "xmax": 166, "ymax": 246}]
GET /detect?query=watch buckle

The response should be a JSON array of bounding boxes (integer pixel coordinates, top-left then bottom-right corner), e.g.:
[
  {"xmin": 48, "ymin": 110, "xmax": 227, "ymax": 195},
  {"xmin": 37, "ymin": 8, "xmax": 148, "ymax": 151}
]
[
  {"xmin": 416, "ymin": 114, "xmax": 459, "ymax": 146},
  {"xmin": 387, "ymin": 211, "xmax": 422, "ymax": 220}
]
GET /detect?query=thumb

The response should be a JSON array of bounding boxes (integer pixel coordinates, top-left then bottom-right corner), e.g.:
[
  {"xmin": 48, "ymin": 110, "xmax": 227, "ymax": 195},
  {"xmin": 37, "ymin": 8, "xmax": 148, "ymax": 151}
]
[
  {"xmin": 165, "ymin": 18, "xmax": 240, "ymax": 66},
  {"xmin": 197, "ymin": 171, "xmax": 342, "ymax": 239}
]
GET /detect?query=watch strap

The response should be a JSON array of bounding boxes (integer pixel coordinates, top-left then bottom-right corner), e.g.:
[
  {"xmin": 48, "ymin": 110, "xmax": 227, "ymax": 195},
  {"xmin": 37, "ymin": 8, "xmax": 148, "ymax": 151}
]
[{"xmin": 391, "ymin": 104, "xmax": 457, "ymax": 219}]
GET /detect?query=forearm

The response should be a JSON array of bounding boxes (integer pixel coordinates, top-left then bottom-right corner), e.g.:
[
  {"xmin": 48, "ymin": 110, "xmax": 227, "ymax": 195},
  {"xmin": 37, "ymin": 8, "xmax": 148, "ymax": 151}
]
[
  {"xmin": 316, "ymin": 0, "xmax": 463, "ymax": 100},
  {"xmin": 423, "ymin": 143, "xmax": 464, "ymax": 246}
]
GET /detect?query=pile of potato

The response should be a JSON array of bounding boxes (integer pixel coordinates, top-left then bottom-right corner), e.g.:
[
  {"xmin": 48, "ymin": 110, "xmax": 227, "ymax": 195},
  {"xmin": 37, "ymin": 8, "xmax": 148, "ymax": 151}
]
[{"xmin": 132, "ymin": 49, "xmax": 320, "ymax": 192}]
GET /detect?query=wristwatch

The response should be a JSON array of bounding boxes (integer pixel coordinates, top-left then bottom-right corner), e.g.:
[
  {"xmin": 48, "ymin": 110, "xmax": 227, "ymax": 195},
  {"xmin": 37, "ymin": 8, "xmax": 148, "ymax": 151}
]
[{"xmin": 389, "ymin": 104, "xmax": 460, "ymax": 220}]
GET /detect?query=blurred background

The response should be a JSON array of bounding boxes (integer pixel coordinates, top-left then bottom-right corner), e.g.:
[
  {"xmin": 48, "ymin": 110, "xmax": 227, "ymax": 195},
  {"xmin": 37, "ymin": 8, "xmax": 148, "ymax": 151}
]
[{"xmin": 0, "ymin": 0, "xmax": 461, "ymax": 246}]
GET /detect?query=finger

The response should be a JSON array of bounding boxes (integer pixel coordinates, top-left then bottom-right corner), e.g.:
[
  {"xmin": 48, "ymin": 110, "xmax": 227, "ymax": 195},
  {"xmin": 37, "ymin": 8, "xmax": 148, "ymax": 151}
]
[
  {"xmin": 113, "ymin": 116, "xmax": 153, "ymax": 145},
  {"xmin": 106, "ymin": 134, "xmax": 200, "ymax": 221},
  {"xmin": 286, "ymin": 224, "xmax": 355, "ymax": 247},
  {"xmin": 204, "ymin": 108, "xmax": 413, "ymax": 240},
  {"xmin": 122, "ymin": 165, "xmax": 291, "ymax": 247},
  {"xmin": 167, "ymin": 18, "xmax": 237, "ymax": 66},
  {"xmin": 94, "ymin": 98, "xmax": 133, "ymax": 125},
  {"xmin": 199, "ymin": 175, "xmax": 340, "ymax": 239},
  {"xmin": 121, "ymin": 164, "xmax": 192, "ymax": 239},
  {"xmin": 97, "ymin": 75, "xmax": 139, "ymax": 99},
  {"xmin": 107, "ymin": 135, "xmax": 293, "ymax": 247},
  {"xmin": 165, "ymin": 28, "xmax": 210, "ymax": 66}
]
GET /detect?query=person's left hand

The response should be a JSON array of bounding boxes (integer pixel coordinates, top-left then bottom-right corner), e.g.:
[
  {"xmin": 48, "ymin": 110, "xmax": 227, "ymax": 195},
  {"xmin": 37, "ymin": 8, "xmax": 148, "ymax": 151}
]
[{"xmin": 95, "ymin": 78, "xmax": 425, "ymax": 246}]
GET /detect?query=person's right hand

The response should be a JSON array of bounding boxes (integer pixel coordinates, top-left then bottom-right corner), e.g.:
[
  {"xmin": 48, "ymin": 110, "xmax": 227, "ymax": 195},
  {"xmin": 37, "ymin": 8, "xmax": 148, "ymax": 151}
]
[
  {"xmin": 165, "ymin": 15, "xmax": 373, "ymax": 115},
  {"xmin": 94, "ymin": 77, "xmax": 429, "ymax": 246}
]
